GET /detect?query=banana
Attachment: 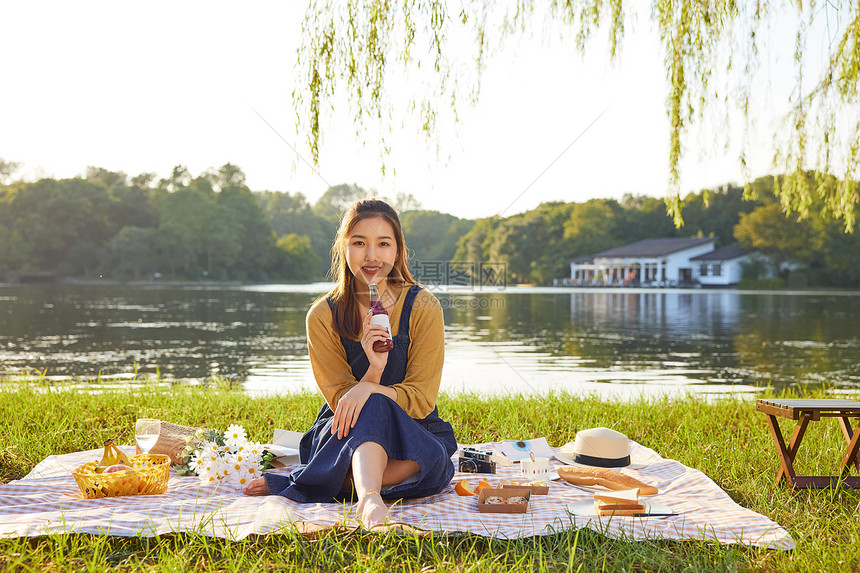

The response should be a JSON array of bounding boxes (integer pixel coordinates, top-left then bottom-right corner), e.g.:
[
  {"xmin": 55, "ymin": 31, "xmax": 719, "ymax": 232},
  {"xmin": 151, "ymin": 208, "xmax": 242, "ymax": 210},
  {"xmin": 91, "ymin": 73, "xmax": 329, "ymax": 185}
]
[{"xmin": 94, "ymin": 439, "xmax": 132, "ymax": 473}]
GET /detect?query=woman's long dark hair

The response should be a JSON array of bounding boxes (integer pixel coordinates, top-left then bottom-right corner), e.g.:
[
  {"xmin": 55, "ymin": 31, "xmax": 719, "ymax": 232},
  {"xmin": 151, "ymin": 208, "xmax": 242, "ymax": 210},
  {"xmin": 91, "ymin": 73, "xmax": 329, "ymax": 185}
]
[{"xmin": 326, "ymin": 199, "xmax": 416, "ymax": 340}]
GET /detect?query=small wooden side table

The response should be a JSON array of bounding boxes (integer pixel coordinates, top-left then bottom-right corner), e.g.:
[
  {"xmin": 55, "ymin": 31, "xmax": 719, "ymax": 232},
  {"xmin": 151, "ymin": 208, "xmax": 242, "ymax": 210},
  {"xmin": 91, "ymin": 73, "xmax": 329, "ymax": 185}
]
[{"xmin": 756, "ymin": 398, "xmax": 860, "ymax": 489}]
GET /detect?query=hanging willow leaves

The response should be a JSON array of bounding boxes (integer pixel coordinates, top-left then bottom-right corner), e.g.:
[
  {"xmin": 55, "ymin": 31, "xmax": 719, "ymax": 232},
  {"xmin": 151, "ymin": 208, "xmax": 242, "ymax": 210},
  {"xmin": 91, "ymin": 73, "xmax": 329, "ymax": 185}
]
[{"xmin": 294, "ymin": 0, "xmax": 860, "ymax": 230}]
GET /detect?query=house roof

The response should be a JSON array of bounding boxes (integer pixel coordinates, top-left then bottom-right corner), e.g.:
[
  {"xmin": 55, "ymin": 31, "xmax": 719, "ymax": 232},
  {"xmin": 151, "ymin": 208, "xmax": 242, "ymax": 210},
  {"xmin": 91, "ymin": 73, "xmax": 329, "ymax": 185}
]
[
  {"xmin": 567, "ymin": 254, "xmax": 595, "ymax": 264},
  {"xmin": 591, "ymin": 238, "xmax": 715, "ymax": 259},
  {"xmin": 567, "ymin": 238, "xmax": 717, "ymax": 264},
  {"xmin": 689, "ymin": 245, "xmax": 753, "ymax": 261}
]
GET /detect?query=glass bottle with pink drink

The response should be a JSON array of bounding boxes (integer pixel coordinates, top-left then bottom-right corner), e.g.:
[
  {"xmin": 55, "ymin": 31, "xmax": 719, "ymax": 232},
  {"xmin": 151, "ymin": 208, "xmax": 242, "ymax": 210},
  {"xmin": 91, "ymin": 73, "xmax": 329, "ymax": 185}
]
[{"xmin": 368, "ymin": 282, "xmax": 394, "ymax": 352}]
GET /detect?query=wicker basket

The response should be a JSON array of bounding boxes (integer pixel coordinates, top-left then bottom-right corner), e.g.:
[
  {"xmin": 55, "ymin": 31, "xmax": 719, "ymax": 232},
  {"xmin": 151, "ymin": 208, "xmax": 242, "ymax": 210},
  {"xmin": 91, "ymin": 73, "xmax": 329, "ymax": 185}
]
[{"xmin": 72, "ymin": 453, "xmax": 171, "ymax": 499}]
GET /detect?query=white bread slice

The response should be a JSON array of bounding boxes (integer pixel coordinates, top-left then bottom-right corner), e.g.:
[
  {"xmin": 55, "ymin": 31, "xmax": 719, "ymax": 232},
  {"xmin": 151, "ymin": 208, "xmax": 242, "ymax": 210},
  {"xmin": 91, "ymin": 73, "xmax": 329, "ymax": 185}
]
[{"xmin": 593, "ymin": 488, "xmax": 640, "ymax": 505}]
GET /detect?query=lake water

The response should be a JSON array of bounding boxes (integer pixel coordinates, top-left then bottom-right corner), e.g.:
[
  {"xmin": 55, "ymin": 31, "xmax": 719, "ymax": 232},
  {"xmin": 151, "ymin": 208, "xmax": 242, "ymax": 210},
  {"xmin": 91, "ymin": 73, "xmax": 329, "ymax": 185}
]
[{"xmin": 1, "ymin": 283, "xmax": 858, "ymax": 399}]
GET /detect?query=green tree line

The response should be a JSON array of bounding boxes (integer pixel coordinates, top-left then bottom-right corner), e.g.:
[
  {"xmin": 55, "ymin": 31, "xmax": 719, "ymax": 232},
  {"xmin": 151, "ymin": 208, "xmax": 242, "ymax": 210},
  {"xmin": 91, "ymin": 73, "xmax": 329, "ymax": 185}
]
[
  {"xmin": 1, "ymin": 162, "xmax": 857, "ymax": 287},
  {"xmin": 452, "ymin": 173, "xmax": 860, "ymax": 288},
  {"xmin": 0, "ymin": 164, "xmax": 471, "ymax": 283}
]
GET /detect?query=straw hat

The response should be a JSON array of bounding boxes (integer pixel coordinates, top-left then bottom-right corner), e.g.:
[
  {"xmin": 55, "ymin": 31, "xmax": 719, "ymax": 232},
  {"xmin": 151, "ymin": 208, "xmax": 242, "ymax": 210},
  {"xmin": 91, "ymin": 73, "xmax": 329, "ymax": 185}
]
[{"xmin": 554, "ymin": 427, "xmax": 650, "ymax": 470}]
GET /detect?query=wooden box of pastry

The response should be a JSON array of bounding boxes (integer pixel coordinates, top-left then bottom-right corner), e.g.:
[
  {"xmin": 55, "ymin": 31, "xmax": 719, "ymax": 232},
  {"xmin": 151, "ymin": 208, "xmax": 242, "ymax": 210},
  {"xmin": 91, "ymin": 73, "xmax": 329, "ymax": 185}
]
[
  {"xmin": 477, "ymin": 488, "xmax": 531, "ymax": 514},
  {"xmin": 501, "ymin": 478, "xmax": 550, "ymax": 495}
]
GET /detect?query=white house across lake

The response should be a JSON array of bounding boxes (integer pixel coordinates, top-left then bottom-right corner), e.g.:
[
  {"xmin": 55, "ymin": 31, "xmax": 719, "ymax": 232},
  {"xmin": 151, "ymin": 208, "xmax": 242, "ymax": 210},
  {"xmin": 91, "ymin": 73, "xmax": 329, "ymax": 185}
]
[{"xmin": 565, "ymin": 238, "xmax": 757, "ymax": 288}]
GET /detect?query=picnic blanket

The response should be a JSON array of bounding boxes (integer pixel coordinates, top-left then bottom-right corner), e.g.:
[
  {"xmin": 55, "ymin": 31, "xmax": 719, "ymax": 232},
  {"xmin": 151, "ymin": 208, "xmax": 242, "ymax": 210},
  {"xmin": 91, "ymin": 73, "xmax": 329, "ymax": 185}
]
[{"xmin": 0, "ymin": 441, "xmax": 794, "ymax": 549}]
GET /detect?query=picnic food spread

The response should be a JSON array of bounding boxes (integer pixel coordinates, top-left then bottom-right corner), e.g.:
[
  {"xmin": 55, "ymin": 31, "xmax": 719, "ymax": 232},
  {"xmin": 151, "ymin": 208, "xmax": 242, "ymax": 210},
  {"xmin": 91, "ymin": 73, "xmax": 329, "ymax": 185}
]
[
  {"xmin": 453, "ymin": 430, "xmax": 673, "ymax": 519},
  {"xmin": 460, "ymin": 467, "xmax": 660, "ymax": 516},
  {"xmin": 451, "ymin": 432, "xmax": 672, "ymax": 519}
]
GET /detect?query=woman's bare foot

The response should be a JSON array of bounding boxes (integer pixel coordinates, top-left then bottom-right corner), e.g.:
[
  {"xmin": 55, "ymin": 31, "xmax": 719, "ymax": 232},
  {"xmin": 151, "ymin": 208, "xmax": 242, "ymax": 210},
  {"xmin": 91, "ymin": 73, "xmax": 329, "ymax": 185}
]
[
  {"xmin": 356, "ymin": 491, "xmax": 389, "ymax": 528},
  {"xmin": 242, "ymin": 477, "xmax": 270, "ymax": 496}
]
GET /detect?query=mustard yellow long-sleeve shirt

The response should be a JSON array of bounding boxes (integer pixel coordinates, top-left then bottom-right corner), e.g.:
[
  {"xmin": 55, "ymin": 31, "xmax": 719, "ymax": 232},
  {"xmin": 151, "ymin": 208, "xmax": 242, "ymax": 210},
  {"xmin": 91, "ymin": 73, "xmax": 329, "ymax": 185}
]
[{"xmin": 306, "ymin": 286, "xmax": 444, "ymax": 419}]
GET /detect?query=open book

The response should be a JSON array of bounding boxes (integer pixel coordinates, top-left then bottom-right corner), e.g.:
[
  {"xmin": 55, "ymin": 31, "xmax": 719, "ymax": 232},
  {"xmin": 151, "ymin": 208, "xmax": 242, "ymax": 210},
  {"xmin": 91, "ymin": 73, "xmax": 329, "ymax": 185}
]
[
  {"xmin": 492, "ymin": 437, "xmax": 555, "ymax": 465},
  {"xmin": 263, "ymin": 429, "xmax": 303, "ymax": 468}
]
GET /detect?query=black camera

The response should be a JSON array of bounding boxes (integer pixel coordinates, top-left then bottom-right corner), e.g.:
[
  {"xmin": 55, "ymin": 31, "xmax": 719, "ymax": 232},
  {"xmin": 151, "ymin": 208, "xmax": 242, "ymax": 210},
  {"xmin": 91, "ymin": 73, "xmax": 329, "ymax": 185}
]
[{"xmin": 458, "ymin": 447, "xmax": 496, "ymax": 474}]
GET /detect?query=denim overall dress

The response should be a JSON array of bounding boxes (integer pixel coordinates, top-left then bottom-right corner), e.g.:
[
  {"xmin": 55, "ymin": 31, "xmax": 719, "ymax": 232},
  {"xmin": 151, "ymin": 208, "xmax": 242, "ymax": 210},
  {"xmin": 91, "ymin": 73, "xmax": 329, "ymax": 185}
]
[{"xmin": 264, "ymin": 285, "xmax": 457, "ymax": 503}]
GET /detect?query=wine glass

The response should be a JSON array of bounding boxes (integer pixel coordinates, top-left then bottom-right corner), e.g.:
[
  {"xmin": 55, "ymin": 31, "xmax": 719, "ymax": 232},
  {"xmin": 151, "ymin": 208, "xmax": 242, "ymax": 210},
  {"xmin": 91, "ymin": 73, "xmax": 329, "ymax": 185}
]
[{"xmin": 135, "ymin": 418, "xmax": 161, "ymax": 455}]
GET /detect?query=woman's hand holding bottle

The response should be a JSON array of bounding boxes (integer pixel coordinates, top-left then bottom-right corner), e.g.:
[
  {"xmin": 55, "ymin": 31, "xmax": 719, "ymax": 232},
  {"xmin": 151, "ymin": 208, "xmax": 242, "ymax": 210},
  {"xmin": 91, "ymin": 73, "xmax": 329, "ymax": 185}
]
[
  {"xmin": 331, "ymin": 310, "xmax": 393, "ymax": 439},
  {"xmin": 360, "ymin": 309, "xmax": 389, "ymax": 377}
]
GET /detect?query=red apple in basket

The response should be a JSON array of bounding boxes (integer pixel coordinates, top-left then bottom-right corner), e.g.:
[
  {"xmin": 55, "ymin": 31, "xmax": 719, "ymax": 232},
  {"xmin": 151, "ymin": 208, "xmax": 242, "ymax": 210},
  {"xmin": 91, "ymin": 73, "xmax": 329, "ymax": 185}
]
[{"xmin": 105, "ymin": 463, "xmax": 132, "ymax": 473}]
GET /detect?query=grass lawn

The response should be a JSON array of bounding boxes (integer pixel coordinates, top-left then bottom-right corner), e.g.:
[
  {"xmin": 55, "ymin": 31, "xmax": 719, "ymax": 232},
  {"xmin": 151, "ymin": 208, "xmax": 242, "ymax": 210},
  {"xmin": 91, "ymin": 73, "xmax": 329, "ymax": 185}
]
[{"xmin": 1, "ymin": 379, "xmax": 858, "ymax": 572}]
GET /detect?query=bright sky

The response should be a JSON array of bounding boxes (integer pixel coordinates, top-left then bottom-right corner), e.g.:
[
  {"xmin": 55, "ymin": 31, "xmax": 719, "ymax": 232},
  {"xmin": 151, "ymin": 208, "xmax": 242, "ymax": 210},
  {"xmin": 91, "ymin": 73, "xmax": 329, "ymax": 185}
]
[{"xmin": 1, "ymin": 2, "xmax": 816, "ymax": 220}]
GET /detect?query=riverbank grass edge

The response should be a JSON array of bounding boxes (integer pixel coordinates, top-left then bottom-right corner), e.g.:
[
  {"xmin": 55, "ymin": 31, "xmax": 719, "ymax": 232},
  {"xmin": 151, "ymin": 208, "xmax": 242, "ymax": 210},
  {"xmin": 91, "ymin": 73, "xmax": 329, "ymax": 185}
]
[{"xmin": 1, "ymin": 380, "xmax": 858, "ymax": 572}]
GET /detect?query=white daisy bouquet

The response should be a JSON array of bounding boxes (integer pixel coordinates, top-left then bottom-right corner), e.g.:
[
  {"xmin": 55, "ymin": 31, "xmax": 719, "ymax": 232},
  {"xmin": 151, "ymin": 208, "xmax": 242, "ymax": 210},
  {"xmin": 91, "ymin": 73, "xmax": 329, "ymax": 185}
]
[{"xmin": 176, "ymin": 424, "xmax": 264, "ymax": 487}]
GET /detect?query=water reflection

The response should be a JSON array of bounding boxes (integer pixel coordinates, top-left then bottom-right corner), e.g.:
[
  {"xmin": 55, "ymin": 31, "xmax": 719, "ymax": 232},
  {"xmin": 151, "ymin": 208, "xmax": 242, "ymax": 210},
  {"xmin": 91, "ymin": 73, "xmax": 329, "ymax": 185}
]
[
  {"xmin": 0, "ymin": 285, "xmax": 317, "ymax": 382},
  {"xmin": 1, "ymin": 284, "xmax": 858, "ymax": 398},
  {"xmin": 428, "ymin": 288, "xmax": 860, "ymax": 396}
]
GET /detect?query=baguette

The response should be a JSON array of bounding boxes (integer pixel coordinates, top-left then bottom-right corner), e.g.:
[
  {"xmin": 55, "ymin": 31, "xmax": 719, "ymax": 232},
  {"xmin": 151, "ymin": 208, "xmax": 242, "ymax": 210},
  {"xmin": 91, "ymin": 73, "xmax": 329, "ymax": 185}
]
[{"xmin": 558, "ymin": 466, "xmax": 658, "ymax": 495}]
